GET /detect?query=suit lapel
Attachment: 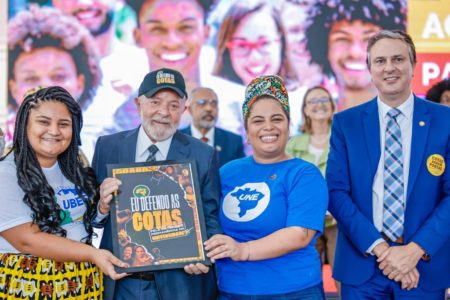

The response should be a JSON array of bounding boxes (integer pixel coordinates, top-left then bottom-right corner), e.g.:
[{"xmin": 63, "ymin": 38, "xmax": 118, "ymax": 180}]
[
  {"xmin": 407, "ymin": 96, "xmax": 430, "ymax": 199},
  {"xmin": 213, "ymin": 127, "xmax": 224, "ymax": 148},
  {"xmin": 183, "ymin": 127, "xmax": 192, "ymax": 136},
  {"xmin": 167, "ymin": 131, "xmax": 190, "ymax": 160},
  {"xmin": 363, "ymin": 99, "xmax": 381, "ymax": 178},
  {"xmin": 119, "ymin": 127, "xmax": 139, "ymax": 163}
]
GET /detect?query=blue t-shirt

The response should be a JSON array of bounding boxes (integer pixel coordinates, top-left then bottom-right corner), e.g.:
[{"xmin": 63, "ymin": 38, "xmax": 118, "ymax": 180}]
[{"xmin": 217, "ymin": 156, "xmax": 328, "ymax": 295}]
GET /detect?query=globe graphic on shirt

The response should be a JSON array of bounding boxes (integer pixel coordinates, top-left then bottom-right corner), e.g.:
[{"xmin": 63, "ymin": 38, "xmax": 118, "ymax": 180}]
[{"xmin": 222, "ymin": 182, "xmax": 270, "ymax": 222}]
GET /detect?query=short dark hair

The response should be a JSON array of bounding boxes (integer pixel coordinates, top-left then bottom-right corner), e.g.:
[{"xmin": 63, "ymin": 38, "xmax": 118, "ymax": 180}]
[
  {"xmin": 366, "ymin": 29, "xmax": 417, "ymax": 69},
  {"xmin": 426, "ymin": 78, "xmax": 450, "ymax": 103},
  {"xmin": 305, "ymin": 0, "xmax": 406, "ymax": 77}
]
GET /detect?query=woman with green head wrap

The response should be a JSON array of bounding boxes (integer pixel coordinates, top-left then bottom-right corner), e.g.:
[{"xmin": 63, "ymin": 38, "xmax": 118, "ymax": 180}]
[{"xmin": 202, "ymin": 75, "xmax": 329, "ymax": 299}]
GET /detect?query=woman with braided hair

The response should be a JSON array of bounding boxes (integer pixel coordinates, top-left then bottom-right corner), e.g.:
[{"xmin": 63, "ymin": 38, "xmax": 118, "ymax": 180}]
[{"xmin": 0, "ymin": 86, "xmax": 127, "ymax": 299}]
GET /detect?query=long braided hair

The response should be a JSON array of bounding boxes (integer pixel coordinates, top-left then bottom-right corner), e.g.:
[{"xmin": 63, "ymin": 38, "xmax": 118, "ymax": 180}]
[{"xmin": 1, "ymin": 86, "xmax": 98, "ymax": 244}]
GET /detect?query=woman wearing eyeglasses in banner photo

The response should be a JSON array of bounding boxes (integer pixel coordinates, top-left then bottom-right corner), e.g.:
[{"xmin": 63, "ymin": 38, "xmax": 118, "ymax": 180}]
[
  {"xmin": 0, "ymin": 87, "xmax": 128, "ymax": 299},
  {"xmin": 201, "ymin": 75, "xmax": 328, "ymax": 299},
  {"xmin": 212, "ymin": 1, "xmax": 306, "ymax": 137},
  {"xmin": 286, "ymin": 86, "xmax": 339, "ymax": 289}
]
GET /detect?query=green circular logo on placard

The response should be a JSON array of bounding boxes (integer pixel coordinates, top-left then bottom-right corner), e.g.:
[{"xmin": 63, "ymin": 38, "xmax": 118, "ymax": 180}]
[{"xmin": 133, "ymin": 185, "xmax": 150, "ymax": 197}]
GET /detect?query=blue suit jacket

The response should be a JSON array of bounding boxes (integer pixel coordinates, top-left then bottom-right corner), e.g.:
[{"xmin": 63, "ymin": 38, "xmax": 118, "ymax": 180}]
[
  {"xmin": 92, "ymin": 129, "xmax": 222, "ymax": 300},
  {"xmin": 326, "ymin": 96, "xmax": 450, "ymax": 290},
  {"xmin": 180, "ymin": 126, "xmax": 245, "ymax": 167}
]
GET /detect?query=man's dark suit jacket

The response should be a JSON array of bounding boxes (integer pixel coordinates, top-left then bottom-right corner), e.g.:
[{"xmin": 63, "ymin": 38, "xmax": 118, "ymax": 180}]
[
  {"xmin": 180, "ymin": 126, "xmax": 245, "ymax": 167},
  {"xmin": 92, "ymin": 128, "xmax": 222, "ymax": 300}
]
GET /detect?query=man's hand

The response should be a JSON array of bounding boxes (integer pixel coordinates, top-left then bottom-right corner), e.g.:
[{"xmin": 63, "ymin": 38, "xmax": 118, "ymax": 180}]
[
  {"xmin": 399, "ymin": 268, "xmax": 420, "ymax": 290},
  {"xmin": 377, "ymin": 242, "xmax": 424, "ymax": 280},
  {"xmin": 184, "ymin": 263, "xmax": 209, "ymax": 275},
  {"xmin": 372, "ymin": 241, "xmax": 389, "ymax": 257},
  {"xmin": 99, "ymin": 178, "xmax": 122, "ymax": 214}
]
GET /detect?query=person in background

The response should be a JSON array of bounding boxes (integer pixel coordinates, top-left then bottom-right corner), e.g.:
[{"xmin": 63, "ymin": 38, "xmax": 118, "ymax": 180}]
[
  {"xmin": 305, "ymin": 0, "xmax": 405, "ymax": 111},
  {"xmin": 213, "ymin": 1, "xmax": 296, "ymax": 89},
  {"xmin": 7, "ymin": 5, "xmax": 101, "ymax": 156},
  {"xmin": 0, "ymin": 86, "xmax": 127, "ymax": 299},
  {"xmin": 287, "ymin": 87, "xmax": 335, "ymax": 174},
  {"xmin": 212, "ymin": 1, "xmax": 305, "ymax": 139},
  {"xmin": 111, "ymin": 0, "xmax": 244, "ymax": 132},
  {"xmin": 52, "ymin": 0, "xmax": 148, "ymax": 150},
  {"xmin": 286, "ymin": 86, "xmax": 338, "ymax": 290},
  {"xmin": 92, "ymin": 67, "xmax": 221, "ymax": 300},
  {"xmin": 281, "ymin": 0, "xmax": 323, "ymax": 88},
  {"xmin": 181, "ymin": 87, "xmax": 245, "ymax": 167},
  {"xmin": 426, "ymin": 78, "xmax": 450, "ymax": 106},
  {"xmin": 202, "ymin": 75, "xmax": 328, "ymax": 299},
  {"xmin": 326, "ymin": 29, "xmax": 450, "ymax": 299}
]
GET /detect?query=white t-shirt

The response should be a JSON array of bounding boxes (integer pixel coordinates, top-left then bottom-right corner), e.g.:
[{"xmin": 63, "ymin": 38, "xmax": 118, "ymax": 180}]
[{"xmin": 0, "ymin": 154, "xmax": 88, "ymax": 253}]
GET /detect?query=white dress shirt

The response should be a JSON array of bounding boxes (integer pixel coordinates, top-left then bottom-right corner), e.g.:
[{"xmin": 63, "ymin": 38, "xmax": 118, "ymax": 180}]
[
  {"xmin": 190, "ymin": 124, "xmax": 215, "ymax": 147},
  {"xmin": 367, "ymin": 93, "xmax": 414, "ymax": 253},
  {"xmin": 135, "ymin": 126, "xmax": 173, "ymax": 162}
]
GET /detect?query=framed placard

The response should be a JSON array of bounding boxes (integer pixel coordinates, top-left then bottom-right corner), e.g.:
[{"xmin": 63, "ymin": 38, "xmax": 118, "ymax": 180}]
[{"xmin": 107, "ymin": 160, "xmax": 210, "ymax": 273}]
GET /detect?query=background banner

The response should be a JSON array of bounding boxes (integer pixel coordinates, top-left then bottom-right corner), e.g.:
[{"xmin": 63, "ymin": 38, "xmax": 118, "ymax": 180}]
[{"xmin": 2, "ymin": 0, "xmax": 449, "ymax": 159}]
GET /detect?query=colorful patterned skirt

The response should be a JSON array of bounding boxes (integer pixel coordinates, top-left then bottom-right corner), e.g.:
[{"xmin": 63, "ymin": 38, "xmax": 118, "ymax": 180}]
[{"xmin": 0, "ymin": 253, "xmax": 103, "ymax": 299}]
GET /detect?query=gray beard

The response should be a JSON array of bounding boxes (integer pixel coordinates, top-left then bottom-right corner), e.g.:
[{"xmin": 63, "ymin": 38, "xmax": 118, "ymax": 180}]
[
  {"xmin": 198, "ymin": 119, "xmax": 216, "ymax": 130},
  {"xmin": 142, "ymin": 120, "xmax": 178, "ymax": 142}
]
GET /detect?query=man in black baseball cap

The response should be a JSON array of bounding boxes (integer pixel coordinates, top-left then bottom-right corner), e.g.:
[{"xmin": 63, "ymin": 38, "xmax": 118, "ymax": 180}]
[
  {"xmin": 138, "ymin": 68, "xmax": 188, "ymax": 99},
  {"xmin": 92, "ymin": 67, "xmax": 221, "ymax": 300}
]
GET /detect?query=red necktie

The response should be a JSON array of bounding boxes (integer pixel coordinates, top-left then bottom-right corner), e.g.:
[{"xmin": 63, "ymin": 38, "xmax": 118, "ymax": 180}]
[{"xmin": 200, "ymin": 136, "xmax": 209, "ymax": 143}]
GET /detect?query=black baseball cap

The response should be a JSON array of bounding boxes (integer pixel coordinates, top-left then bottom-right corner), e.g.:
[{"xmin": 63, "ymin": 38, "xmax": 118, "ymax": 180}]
[{"xmin": 138, "ymin": 68, "xmax": 187, "ymax": 98}]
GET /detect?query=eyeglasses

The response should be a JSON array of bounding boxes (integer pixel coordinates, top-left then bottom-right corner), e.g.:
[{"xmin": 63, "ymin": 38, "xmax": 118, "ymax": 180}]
[
  {"xmin": 306, "ymin": 97, "xmax": 331, "ymax": 105},
  {"xmin": 194, "ymin": 98, "xmax": 218, "ymax": 107},
  {"xmin": 226, "ymin": 38, "xmax": 280, "ymax": 57}
]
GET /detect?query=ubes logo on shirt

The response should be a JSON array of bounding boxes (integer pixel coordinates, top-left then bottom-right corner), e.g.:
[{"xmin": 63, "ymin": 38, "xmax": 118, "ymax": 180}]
[{"xmin": 426, "ymin": 154, "xmax": 445, "ymax": 176}]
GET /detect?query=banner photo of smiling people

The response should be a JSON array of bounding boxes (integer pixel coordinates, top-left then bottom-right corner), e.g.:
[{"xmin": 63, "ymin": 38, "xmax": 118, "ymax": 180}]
[
  {"xmin": 3, "ymin": 0, "xmax": 449, "ymax": 156},
  {"xmin": 107, "ymin": 160, "xmax": 210, "ymax": 273}
]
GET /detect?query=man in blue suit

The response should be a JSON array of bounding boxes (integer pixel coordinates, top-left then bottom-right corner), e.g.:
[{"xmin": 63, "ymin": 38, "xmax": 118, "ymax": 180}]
[
  {"xmin": 181, "ymin": 87, "xmax": 245, "ymax": 167},
  {"xmin": 326, "ymin": 30, "xmax": 450, "ymax": 299},
  {"xmin": 92, "ymin": 68, "xmax": 221, "ymax": 300}
]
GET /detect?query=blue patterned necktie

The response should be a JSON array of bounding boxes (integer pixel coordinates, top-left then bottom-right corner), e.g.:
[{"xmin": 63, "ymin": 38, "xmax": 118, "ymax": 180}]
[
  {"xmin": 383, "ymin": 108, "xmax": 404, "ymax": 241},
  {"xmin": 146, "ymin": 145, "xmax": 159, "ymax": 162}
]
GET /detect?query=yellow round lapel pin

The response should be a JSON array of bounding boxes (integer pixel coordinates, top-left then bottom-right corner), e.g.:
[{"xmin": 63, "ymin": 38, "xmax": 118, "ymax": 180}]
[{"xmin": 426, "ymin": 154, "xmax": 445, "ymax": 176}]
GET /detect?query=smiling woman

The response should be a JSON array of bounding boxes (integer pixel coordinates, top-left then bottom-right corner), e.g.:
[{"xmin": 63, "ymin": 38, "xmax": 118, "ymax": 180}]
[
  {"xmin": 26, "ymin": 101, "xmax": 73, "ymax": 168},
  {"xmin": 0, "ymin": 86, "xmax": 127, "ymax": 299},
  {"xmin": 203, "ymin": 76, "xmax": 329, "ymax": 299},
  {"xmin": 213, "ymin": 2, "xmax": 296, "ymax": 89}
]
